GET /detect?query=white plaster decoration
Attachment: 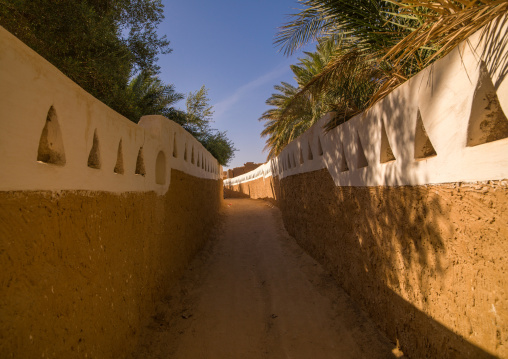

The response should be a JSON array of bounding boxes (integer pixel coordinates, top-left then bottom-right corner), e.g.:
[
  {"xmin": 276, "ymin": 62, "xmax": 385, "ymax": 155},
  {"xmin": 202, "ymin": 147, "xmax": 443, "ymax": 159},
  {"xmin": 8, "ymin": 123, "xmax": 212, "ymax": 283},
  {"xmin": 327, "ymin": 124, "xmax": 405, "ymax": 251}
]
[
  {"xmin": 0, "ymin": 27, "xmax": 220, "ymax": 195},
  {"xmin": 225, "ymin": 16, "xmax": 508, "ymax": 188}
]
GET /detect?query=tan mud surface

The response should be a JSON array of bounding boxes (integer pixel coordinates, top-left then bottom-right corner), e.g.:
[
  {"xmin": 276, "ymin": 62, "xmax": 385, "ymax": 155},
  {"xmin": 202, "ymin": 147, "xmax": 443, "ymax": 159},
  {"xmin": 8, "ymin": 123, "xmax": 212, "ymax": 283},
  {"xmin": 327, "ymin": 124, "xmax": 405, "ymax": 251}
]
[
  {"xmin": 278, "ymin": 169, "xmax": 508, "ymax": 359},
  {"xmin": 132, "ymin": 198, "xmax": 401, "ymax": 359},
  {"xmin": 0, "ymin": 170, "xmax": 221, "ymax": 358}
]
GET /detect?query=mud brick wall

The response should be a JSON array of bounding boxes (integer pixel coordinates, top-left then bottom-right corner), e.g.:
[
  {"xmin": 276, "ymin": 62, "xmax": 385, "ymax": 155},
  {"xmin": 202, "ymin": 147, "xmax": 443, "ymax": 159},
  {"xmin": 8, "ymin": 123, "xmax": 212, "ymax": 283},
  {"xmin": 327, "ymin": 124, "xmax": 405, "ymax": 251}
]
[
  {"xmin": 278, "ymin": 169, "xmax": 507, "ymax": 359},
  {"xmin": 224, "ymin": 176, "xmax": 279, "ymax": 200},
  {"xmin": 0, "ymin": 170, "xmax": 221, "ymax": 358}
]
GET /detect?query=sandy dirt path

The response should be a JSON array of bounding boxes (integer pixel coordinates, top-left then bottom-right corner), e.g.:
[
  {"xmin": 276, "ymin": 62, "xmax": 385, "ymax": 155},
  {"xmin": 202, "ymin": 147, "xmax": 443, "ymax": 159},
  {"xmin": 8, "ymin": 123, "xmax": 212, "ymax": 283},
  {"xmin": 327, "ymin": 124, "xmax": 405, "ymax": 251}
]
[{"xmin": 132, "ymin": 198, "xmax": 402, "ymax": 359}]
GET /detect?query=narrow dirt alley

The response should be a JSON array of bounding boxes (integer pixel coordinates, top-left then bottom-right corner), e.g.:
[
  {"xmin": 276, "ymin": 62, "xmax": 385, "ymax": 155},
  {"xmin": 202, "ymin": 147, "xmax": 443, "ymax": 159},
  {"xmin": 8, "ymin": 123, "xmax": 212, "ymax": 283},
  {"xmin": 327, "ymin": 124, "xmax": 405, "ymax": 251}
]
[{"xmin": 133, "ymin": 198, "xmax": 402, "ymax": 359}]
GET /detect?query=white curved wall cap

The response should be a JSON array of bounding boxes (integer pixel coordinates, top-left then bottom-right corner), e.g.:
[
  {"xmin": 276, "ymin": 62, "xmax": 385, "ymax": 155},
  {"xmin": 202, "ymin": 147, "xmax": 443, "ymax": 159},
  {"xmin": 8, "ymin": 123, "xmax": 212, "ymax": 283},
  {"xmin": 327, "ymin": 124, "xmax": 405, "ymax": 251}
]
[
  {"xmin": 0, "ymin": 27, "xmax": 220, "ymax": 194},
  {"xmin": 226, "ymin": 16, "xmax": 508, "ymax": 187},
  {"xmin": 224, "ymin": 162, "xmax": 273, "ymax": 186}
]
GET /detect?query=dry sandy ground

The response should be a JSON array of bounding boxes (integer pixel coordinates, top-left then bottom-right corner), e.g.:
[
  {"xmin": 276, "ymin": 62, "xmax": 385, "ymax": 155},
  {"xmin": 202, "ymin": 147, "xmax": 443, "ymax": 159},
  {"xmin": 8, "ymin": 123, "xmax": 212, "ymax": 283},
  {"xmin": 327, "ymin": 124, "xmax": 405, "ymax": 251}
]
[{"xmin": 132, "ymin": 198, "xmax": 403, "ymax": 359}]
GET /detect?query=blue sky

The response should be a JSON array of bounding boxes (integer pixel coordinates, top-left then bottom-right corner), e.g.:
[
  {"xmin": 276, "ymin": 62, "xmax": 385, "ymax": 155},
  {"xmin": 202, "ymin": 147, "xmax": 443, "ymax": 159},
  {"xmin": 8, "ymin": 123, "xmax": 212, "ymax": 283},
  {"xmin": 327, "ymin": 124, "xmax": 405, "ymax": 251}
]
[{"xmin": 157, "ymin": 0, "xmax": 313, "ymax": 169}]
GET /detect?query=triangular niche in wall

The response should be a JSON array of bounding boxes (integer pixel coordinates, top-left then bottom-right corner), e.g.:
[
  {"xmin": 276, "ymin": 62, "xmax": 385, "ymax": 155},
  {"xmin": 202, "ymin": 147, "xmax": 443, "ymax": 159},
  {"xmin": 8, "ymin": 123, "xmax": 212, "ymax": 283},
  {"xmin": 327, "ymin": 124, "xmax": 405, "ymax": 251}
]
[
  {"xmin": 292, "ymin": 152, "xmax": 297, "ymax": 168},
  {"xmin": 308, "ymin": 141, "xmax": 314, "ymax": 160},
  {"xmin": 87, "ymin": 129, "xmax": 101, "ymax": 169},
  {"xmin": 414, "ymin": 109, "xmax": 437, "ymax": 159},
  {"xmin": 155, "ymin": 151, "xmax": 166, "ymax": 185},
  {"xmin": 197, "ymin": 152, "xmax": 200, "ymax": 167},
  {"xmin": 287, "ymin": 153, "xmax": 291, "ymax": 169},
  {"xmin": 135, "ymin": 147, "xmax": 146, "ymax": 176},
  {"xmin": 356, "ymin": 131, "xmax": 368, "ymax": 168},
  {"xmin": 380, "ymin": 121, "xmax": 396, "ymax": 163},
  {"xmin": 114, "ymin": 139, "xmax": 124, "ymax": 174},
  {"xmin": 467, "ymin": 61, "xmax": 508, "ymax": 147},
  {"xmin": 184, "ymin": 143, "xmax": 188, "ymax": 161},
  {"xmin": 173, "ymin": 133, "xmax": 178, "ymax": 158},
  {"xmin": 37, "ymin": 106, "xmax": 66, "ymax": 166},
  {"xmin": 299, "ymin": 147, "xmax": 304, "ymax": 165},
  {"xmin": 191, "ymin": 147, "xmax": 195, "ymax": 164},
  {"xmin": 339, "ymin": 141, "xmax": 349, "ymax": 172},
  {"xmin": 317, "ymin": 136, "xmax": 324, "ymax": 156}
]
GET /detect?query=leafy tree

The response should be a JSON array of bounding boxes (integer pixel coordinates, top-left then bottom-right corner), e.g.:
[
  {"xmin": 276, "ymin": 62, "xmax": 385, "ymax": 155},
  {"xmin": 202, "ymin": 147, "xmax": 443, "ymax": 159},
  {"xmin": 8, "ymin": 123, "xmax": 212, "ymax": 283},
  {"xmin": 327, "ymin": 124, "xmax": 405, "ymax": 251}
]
[
  {"xmin": 0, "ymin": 1, "xmax": 236, "ymax": 165},
  {"xmin": 183, "ymin": 86, "xmax": 236, "ymax": 166},
  {"xmin": 123, "ymin": 80, "xmax": 236, "ymax": 165},
  {"xmin": 0, "ymin": 0, "xmax": 170, "ymax": 120},
  {"xmin": 199, "ymin": 131, "xmax": 237, "ymax": 167},
  {"xmin": 185, "ymin": 85, "xmax": 215, "ymax": 135}
]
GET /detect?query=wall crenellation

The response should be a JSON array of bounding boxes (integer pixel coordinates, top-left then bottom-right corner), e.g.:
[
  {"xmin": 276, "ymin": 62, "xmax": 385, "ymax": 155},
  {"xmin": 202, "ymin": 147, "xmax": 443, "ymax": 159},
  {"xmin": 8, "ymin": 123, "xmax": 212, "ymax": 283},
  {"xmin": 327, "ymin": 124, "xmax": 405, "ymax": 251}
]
[
  {"xmin": 226, "ymin": 16, "xmax": 508, "ymax": 188},
  {"xmin": 0, "ymin": 27, "xmax": 221, "ymax": 195},
  {"xmin": 0, "ymin": 24, "xmax": 224, "ymax": 359}
]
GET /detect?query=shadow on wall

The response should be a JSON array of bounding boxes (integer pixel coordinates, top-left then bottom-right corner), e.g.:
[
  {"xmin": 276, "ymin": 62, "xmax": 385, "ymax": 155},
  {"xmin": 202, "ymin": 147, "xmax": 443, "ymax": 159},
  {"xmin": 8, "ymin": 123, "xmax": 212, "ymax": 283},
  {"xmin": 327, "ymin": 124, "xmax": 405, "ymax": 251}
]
[
  {"xmin": 480, "ymin": 15, "xmax": 508, "ymax": 91},
  {"xmin": 224, "ymin": 186, "xmax": 249, "ymax": 199},
  {"xmin": 0, "ymin": 170, "xmax": 222, "ymax": 358},
  {"xmin": 278, "ymin": 62, "xmax": 507, "ymax": 358},
  {"xmin": 224, "ymin": 17, "xmax": 508, "ymax": 358},
  {"xmin": 224, "ymin": 176, "xmax": 281, "ymax": 202},
  {"xmin": 280, "ymin": 168, "xmax": 505, "ymax": 359}
]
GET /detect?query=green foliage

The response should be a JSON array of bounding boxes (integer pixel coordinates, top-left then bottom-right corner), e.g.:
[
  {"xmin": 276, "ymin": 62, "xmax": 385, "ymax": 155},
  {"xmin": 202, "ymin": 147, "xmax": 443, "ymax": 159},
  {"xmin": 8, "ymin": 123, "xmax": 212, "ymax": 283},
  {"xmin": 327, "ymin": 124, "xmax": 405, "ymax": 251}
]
[
  {"xmin": 260, "ymin": 82, "xmax": 312, "ymax": 159},
  {"xmin": 272, "ymin": 0, "xmax": 422, "ymax": 133},
  {"xmin": 260, "ymin": 37, "xmax": 378, "ymax": 157},
  {"xmin": 124, "ymin": 71, "xmax": 184, "ymax": 123},
  {"xmin": 0, "ymin": 1, "xmax": 236, "ymax": 165},
  {"xmin": 200, "ymin": 131, "xmax": 237, "ymax": 168},
  {"xmin": 0, "ymin": 0, "xmax": 170, "ymax": 120},
  {"xmin": 276, "ymin": 0, "xmax": 404, "ymax": 56},
  {"xmin": 261, "ymin": 0, "xmax": 506, "ymax": 156},
  {"xmin": 183, "ymin": 86, "xmax": 236, "ymax": 166},
  {"xmin": 185, "ymin": 85, "xmax": 215, "ymax": 133}
]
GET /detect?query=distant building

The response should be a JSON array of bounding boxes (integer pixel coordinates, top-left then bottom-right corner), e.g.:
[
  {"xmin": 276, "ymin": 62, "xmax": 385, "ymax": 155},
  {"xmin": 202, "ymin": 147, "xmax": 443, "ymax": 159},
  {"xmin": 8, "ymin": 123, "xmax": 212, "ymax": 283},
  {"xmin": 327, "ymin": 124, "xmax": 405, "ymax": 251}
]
[{"xmin": 226, "ymin": 162, "xmax": 264, "ymax": 179}]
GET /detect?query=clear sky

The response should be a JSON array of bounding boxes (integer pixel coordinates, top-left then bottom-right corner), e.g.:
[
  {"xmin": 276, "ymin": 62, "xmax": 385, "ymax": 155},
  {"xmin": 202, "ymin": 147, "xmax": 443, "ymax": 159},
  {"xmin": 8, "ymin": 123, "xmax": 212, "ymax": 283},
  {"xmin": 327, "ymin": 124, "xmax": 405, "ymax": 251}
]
[{"xmin": 157, "ymin": 0, "xmax": 313, "ymax": 170}]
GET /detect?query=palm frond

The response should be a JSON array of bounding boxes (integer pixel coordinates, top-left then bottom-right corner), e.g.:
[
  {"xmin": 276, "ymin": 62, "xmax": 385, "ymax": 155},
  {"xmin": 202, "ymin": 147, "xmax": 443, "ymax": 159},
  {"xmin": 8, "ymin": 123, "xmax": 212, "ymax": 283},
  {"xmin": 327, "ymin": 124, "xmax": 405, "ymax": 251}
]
[
  {"xmin": 263, "ymin": 0, "xmax": 506, "ymax": 155},
  {"xmin": 369, "ymin": 0, "xmax": 508, "ymax": 107}
]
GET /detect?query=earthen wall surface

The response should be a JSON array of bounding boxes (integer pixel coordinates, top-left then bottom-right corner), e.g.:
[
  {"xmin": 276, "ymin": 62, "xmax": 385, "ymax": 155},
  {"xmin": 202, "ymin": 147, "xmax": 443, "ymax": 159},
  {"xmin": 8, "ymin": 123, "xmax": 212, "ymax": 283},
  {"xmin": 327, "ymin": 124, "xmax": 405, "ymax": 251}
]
[
  {"xmin": 277, "ymin": 169, "xmax": 507, "ymax": 359},
  {"xmin": 224, "ymin": 176, "xmax": 279, "ymax": 200},
  {"xmin": 226, "ymin": 162, "xmax": 264, "ymax": 179},
  {"xmin": 0, "ymin": 170, "xmax": 222, "ymax": 358},
  {"xmin": 0, "ymin": 23, "xmax": 225, "ymax": 359},
  {"xmin": 226, "ymin": 170, "xmax": 507, "ymax": 358}
]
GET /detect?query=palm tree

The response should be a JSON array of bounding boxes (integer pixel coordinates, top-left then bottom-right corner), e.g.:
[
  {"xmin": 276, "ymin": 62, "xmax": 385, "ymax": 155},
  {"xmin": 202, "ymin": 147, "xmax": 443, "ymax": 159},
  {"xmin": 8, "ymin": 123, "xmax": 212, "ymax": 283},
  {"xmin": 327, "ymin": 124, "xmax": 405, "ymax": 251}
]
[
  {"xmin": 125, "ymin": 71, "xmax": 184, "ymax": 123},
  {"xmin": 260, "ymin": 37, "xmax": 371, "ymax": 157},
  {"xmin": 274, "ymin": 0, "xmax": 508, "ymax": 130},
  {"xmin": 260, "ymin": 82, "xmax": 311, "ymax": 158}
]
